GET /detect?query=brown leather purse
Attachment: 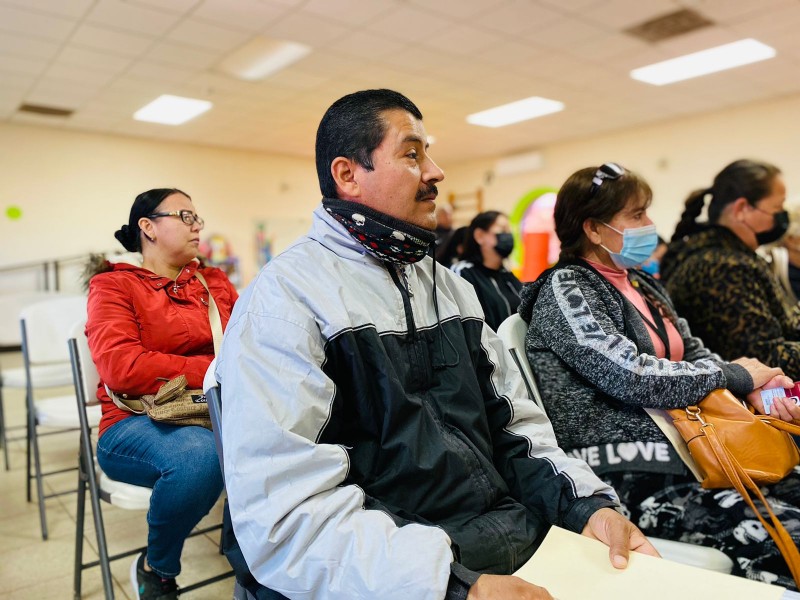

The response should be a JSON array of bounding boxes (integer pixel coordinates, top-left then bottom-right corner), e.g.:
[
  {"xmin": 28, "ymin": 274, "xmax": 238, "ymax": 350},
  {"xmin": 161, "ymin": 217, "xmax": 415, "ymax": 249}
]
[{"xmin": 667, "ymin": 389, "xmax": 800, "ymax": 587}]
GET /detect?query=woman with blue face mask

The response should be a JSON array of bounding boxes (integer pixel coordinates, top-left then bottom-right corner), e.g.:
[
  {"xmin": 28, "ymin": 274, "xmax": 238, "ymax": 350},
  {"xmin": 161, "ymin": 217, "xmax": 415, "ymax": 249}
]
[
  {"xmin": 517, "ymin": 163, "xmax": 800, "ymax": 590},
  {"xmin": 452, "ymin": 210, "xmax": 523, "ymax": 331}
]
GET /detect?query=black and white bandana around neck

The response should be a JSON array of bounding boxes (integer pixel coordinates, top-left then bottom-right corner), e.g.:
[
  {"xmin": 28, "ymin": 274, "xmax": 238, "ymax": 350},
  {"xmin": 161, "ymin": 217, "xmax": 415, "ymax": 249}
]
[{"xmin": 323, "ymin": 198, "xmax": 436, "ymax": 265}]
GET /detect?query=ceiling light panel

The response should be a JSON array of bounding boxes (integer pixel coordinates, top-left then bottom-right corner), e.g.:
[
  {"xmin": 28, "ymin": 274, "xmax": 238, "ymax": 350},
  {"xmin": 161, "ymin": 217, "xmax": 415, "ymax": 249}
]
[
  {"xmin": 467, "ymin": 96, "xmax": 565, "ymax": 128},
  {"xmin": 630, "ymin": 38, "xmax": 776, "ymax": 85},
  {"xmin": 216, "ymin": 37, "xmax": 311, "ymax": 81},
  {"xmin": 133, "ymin": 94, "xmax": 212, "ymax": 125}
]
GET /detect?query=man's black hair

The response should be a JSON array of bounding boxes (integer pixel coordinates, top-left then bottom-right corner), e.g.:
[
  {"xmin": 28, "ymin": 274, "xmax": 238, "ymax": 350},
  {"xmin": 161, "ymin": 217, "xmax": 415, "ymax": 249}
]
[{"xmin": 315, "ymin": 89, "xmax": 423, "ymax": 199}]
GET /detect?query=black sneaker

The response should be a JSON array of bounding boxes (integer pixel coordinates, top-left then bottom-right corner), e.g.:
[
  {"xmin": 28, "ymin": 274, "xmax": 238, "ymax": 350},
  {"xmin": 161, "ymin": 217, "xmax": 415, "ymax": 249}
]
[{"xmin": 130, "ymin": 552, "xmax": 179, "ymax": 599}]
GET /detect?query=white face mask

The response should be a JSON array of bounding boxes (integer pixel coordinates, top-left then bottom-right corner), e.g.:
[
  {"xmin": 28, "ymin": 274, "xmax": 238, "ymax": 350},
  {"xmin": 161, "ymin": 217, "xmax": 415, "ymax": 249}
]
[{"xmin": 600, "ymin": 223, "xmax": 659, "ymax": 269}]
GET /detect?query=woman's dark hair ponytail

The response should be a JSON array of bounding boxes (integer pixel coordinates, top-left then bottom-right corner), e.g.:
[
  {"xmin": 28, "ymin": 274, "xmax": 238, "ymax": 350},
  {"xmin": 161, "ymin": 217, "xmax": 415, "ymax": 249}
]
[
  {"xmin": 671, "ymin": 159, "xmax": 781, "ymax": 242},
  {"xmin": 114, "ymin": 188, "xmax": 189, "ymax": 252},
  {"xmin": 671, "ymin": 188, "xmax": 709, "ymax": 241}
]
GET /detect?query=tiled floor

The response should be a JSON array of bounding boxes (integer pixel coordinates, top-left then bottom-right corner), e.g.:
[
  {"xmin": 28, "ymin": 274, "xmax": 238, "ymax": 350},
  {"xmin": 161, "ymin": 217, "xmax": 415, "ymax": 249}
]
[{"xmin": 0, "ymin": 351, "xmax": 235, "ymax": 599}]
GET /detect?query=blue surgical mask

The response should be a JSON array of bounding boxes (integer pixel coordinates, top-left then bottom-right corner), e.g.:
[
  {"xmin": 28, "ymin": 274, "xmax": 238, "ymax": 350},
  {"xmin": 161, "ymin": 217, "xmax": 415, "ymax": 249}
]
[{"xmin": 600, "ymin": 223, "xmax": 659, "ymax": 270}]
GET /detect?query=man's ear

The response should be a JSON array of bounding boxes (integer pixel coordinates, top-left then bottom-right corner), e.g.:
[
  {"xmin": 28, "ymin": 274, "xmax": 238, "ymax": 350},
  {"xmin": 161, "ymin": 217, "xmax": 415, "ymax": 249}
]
[
  {"xmin": 583, "ymin": 218, "xmax": 602, "ymax": 245},
  {"xmin": 331, "ymin": 157, "xmax": 360, "ymax": 200}
]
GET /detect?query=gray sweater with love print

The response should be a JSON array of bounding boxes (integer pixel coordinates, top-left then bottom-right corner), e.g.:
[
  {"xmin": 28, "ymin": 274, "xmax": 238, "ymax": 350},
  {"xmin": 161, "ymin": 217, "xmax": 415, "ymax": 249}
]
[{"xmin": 518, "ymin": 260, "xmax": 753, "ymax": 476}]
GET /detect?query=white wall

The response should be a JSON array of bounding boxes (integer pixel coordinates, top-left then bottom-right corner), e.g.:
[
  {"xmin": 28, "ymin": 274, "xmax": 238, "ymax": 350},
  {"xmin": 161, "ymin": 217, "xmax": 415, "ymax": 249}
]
[
  {"xmin": 0, "ymin": 122, "xmax": 319, "ymax": 288},
  {"xmin": 437, "ymin": 93, "xmax": 800, "ymax": 238}
]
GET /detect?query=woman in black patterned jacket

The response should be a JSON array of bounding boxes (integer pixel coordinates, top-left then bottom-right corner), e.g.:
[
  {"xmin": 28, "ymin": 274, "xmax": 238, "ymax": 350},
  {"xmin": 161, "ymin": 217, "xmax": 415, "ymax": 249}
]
[
  {"xmin": 661, "ymin": 159, "xmax": 800, "ymax": 379},
  {"xmin": 520, "ymin": 163, "xmax": 800, "ymax": 589}
]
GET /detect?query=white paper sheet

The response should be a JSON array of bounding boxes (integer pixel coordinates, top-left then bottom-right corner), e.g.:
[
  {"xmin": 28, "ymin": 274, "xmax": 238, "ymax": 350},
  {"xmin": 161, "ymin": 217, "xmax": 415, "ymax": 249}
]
[{"xmin": 514, "ymin": 526, "xmax": 784, "ymax": 600}]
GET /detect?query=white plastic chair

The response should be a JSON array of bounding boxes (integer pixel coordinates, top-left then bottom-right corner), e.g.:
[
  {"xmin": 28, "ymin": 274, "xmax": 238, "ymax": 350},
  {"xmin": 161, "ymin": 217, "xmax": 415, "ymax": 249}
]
[
  {"xmin": 0, "ymin": 291, "xmax": 78, "ymax": 470},
  {"xmin": 19, "ymin": 295, "xmax": 100, "ymax": 540},
  {"xmin": 496, "ymin": 313, "xmax": 734, "ymax": 574},
  {"xmin": 71, "ymin": 323, "xmax": 231, "ymax": 599}
]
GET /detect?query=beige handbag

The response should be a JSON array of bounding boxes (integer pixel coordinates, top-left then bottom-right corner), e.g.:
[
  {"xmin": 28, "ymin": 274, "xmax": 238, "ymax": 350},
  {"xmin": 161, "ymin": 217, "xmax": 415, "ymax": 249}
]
[{"xmin": 107, "ymin": 271, "xmax": 223, "ymax": 430}]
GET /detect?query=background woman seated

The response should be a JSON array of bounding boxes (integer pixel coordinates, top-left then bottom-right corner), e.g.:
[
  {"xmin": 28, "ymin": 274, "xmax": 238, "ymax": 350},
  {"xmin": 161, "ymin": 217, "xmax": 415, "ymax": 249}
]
[
  {"xmin": 86, "ymin": 188, "xmax": 238, "ymax": 600},
  {"xmin": 452, "ymin": 210, "xmax": 522, "ymax": 331}
]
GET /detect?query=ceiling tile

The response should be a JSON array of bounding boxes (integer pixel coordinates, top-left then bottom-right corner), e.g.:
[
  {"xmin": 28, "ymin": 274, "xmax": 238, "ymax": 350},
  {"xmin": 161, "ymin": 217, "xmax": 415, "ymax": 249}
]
[
  {"xmin": 265, "ymin": 10, "xmax": 349, "ymax": 46},
  {"xmin": 40, "ymin": 63, "xmax": 118, "ymax": 87},
  {"xmin": 329, "ymin": 31, "xmax": 406, "ymax": 60},
  {"xmin": 690, "ymin": 0, "xmax": 795, "ymax": 24},
  {"xmin": 0, "ymin": 4, "xmax": 77, "ymax": 42},
  {"xmin": 472, "ymin": 1, "xmax": 563, "ymax": 37},
  {"xmin": 298, "ymin": 0, "xmax": 395, "ymax": 26},
  {"xmin": 145, "ymin": 41, "xmax": 222, "ymax": 70},
  {"xmin": 0, "ymin": 72, "xmax": 37, "ymax": 93},
  {"xmin": 539, "ymin": 0, "xmax": 605, "ymax": 12},
  {"xmin": 422, "ymin": 24, "xmax": 503, "ymax": 56},
  {"xmin": 125, "ymin": 0, "xmax": 202, "ymax": 14},
  {"xmin": 367, "ymin": 6, "xmax": 454, "ymax": 43},
  {"xmin": 191, "ymin": 0, "xmax": 286, "ymax": 32},
  {"xmin": 24, "ymin": 84, "xmax": 95, "ymax": 110},
  {"xmin": 55, "ymin": 46, "xmax": 133, "ymax": 74},
  {"xmin": 69, "ymin": 23, "xmax": 155, "ymax": 58},
  {"xmin": 0, "ymin": 54, "xmax": 48, "ymax": 76},
  {"xmin": 530, "ymin": 17, "xmax": 607, "ymax": 49},
  {"xmin": 408, "ymin": 0, "xmax": 506, "ymax": 19},
  {"xmin": 167, "ymin": 18, "xmax": 252, "ymax": 52},
  {"xmin": 582, "ymin": 0, "xmax": 678, "ymax": 30},
  {"xmin": 568, "ymin": 32, "xmax": 651, "ymax": 62},
  {"xmin": 0, "ymin": 0, "xmax": 94, "ymax": 18},
  {"xmin": 126, "ymin": 60, "xmax": 200, "ymax": 84},
  {"xmin": 657, "ymin": 25, "xmax": 745, "ymax": 56},
  {"xmin": 86, "ymin": 0, "xmax": 182, "ymax": 36},
  {"xmin": 0, "ymin": 31, "xmax": 61, "ymax": 61}
]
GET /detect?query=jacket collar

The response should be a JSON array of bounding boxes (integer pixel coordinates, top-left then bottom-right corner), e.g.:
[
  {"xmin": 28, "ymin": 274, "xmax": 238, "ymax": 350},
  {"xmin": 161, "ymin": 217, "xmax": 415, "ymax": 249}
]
[{"xmin": 110, "ymin": 258, "xmax": 201, "ymax": 290}]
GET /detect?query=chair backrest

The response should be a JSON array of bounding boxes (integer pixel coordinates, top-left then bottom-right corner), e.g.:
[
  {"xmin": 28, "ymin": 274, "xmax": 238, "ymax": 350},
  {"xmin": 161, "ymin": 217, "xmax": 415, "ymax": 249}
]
[
  {"xmin": 203, "ymin": 357, "xmax": 225, "ymax": 474},
  {"xmin": 496, "ymin": 314, "xmax": 545, "ymax": 411},
  {"xmin": 69, "ymin": 318, "xmax": 97, "ymax": 405},
  {"xmin": 21, "ymin": 295, "xmax": 87, "ymax": 364}
]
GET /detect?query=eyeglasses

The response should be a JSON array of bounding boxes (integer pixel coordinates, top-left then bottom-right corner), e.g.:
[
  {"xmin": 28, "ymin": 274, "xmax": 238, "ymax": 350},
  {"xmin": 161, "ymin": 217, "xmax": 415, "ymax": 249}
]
[
  {"xmin": 148, "ymin": 210, "xmax": 204, "ymax": 228},
  {"xmin": 588, "ymin": 162, "xmax": 625, "ymax": 198}
]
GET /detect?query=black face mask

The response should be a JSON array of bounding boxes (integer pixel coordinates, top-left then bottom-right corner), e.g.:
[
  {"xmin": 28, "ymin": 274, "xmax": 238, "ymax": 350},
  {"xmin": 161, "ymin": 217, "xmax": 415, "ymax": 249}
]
[
  {"xmin": 756, "ymin": 210, "xmax": 790, "ymax": 246},
  {"xmin": 494, "ymin": 232, "xmax": 515, "ymax": 258}
]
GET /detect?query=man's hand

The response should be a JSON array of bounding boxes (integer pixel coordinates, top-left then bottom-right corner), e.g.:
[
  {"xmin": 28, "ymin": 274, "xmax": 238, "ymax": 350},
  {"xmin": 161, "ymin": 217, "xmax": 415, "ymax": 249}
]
[
  {"xmin": 467, "ymin": 574, "xmax": 553, "ymax": 600},
  {"xmin": 581, "ymin": 507, "xmax": 659, "ymax": 568}
]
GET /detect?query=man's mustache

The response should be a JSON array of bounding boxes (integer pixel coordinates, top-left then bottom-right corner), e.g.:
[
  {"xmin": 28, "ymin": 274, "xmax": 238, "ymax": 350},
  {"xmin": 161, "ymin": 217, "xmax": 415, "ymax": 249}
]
[{"xmin": 416, "ymin": 184, "xmax": 438, "ymax": 201}]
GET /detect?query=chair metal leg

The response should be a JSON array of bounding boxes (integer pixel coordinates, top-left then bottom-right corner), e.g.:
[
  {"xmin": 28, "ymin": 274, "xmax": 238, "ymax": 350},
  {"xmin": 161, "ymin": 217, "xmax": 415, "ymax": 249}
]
[
  {"xmin": 25, "ymin": 390, "xmax": 32, "ymax": 502},
  {"xmin": 86, "ymin": 452, "xmax": 114, "ymax": 599},
  {"xmin": 0, "ymin": 385, "xmax": 8, "ymax": 471},
  {"xmin": 74, "ymin": 468, "xmax": 86, "ymax": 599},
  {"xmin": 28, "ymin": 393, "xmax": 48, "ymax": 540}
]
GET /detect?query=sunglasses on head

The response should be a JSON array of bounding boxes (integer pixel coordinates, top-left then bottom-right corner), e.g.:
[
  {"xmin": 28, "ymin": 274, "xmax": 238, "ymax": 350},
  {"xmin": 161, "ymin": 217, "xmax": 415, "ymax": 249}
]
[{"xmin": 588, "ymin": 162, "xmax": 625, "ymax": 198}]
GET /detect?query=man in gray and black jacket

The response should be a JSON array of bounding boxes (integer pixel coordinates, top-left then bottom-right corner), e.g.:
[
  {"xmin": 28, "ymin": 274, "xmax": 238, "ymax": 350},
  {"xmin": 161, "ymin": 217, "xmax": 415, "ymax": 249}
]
[{"xmin": 216, "ymin": 89, "xmax": 657, "ymax": 600}]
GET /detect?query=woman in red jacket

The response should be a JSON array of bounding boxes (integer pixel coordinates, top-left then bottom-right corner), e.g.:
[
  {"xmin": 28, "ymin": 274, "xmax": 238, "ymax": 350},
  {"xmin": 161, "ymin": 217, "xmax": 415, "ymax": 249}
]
[{"xmin": 86, "ymin": 188, "xmax": 238, "ymax": 600}]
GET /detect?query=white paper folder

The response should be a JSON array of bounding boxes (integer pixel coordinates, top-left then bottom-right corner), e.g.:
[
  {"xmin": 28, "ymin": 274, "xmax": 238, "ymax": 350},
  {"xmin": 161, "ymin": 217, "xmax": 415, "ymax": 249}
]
[{"xmin": 514, "ymin": 526, "xmax": 791, "ymax": 600}]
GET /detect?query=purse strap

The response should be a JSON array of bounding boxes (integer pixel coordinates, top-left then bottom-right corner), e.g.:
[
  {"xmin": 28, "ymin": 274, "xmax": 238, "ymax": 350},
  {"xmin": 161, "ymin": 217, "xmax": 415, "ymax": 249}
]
[
  {"xmin": 195, "ymin": 271, "xmax": 223, "ymax": 356},
  {"xmin": 700, "ymin": 413, "xmax": 800, "ymax": 587}
]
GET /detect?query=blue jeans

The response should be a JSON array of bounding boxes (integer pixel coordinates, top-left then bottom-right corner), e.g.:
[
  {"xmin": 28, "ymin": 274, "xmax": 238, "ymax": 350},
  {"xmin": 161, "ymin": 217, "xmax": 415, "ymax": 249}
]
[{"xmin": 96, "ymin": 415, "xmax": 224, "ymax": 578}]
